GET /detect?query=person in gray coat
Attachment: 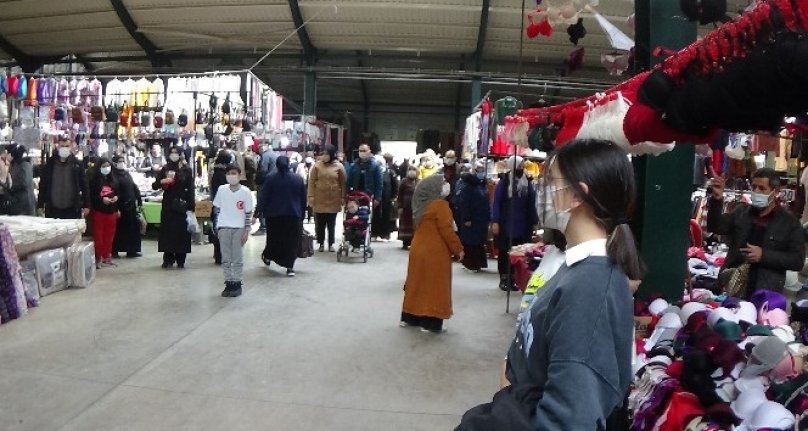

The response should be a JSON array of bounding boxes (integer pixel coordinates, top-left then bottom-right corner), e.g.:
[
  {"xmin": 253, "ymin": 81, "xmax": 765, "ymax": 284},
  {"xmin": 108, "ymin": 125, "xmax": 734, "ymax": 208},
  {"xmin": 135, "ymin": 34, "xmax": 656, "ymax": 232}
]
[
  {"xmin": 0, "ymin": 144, "xmax": 36, "ymax": 216},
  {"xmin": 707, "ymin": 168, "xmax": 805, "ymax": 295}
]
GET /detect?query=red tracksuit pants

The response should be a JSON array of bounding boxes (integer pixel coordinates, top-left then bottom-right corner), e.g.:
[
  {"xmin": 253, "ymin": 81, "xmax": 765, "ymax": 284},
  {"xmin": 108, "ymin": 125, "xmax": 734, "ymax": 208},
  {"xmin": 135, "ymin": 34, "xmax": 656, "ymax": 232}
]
[{"xmin": 92, "ymin": 210, "xmax": 118, "ymax": 261}]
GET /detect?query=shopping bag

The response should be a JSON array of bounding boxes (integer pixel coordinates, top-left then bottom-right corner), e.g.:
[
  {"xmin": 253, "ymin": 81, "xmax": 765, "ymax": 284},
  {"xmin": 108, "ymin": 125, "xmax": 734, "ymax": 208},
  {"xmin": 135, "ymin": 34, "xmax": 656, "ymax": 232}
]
[
  {"xmin": 298, "ymin": 229, "xmax": 314, "ymax": 258},
  {"xmin": 186, "ymin": 211, "xmax": 200, "ymax": 234},
  {"xmin": 137, "ymin": 208, "xmax": 147, "ymax": 235}
]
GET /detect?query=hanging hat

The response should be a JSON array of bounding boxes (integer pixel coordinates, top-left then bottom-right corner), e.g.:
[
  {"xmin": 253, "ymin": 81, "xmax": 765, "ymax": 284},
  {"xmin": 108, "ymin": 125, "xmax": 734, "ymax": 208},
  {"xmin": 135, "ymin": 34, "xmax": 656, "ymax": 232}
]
[
  {"xmin": 680, "ymin": 0, "xmax": 729, "ymax": 25},
  {"xmin": 566, "ymin": 17, "xmax": 586, "ymax": 45}
]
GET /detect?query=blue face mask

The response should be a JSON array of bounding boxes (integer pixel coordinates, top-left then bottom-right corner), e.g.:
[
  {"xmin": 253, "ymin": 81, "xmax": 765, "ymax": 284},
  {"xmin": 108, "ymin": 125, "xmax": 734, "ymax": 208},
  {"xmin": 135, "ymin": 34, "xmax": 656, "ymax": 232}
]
[{"xmin": 476, "ymin": 172, "xmax": 486, "ymax": 180}]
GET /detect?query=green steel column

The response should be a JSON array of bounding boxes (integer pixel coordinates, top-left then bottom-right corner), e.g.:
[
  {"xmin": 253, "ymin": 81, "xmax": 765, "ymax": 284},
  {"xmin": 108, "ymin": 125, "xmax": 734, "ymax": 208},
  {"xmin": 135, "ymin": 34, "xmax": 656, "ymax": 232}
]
[
  {"xmin": 471, "ymin": 77, "xmax": 482, "ymax": 114},
  {"xmin": 303, "ymin": 70, "xmax": 317, "ymax": 117},
  {"xmin": 632, "ymin": 0, "xmax": 697, "ymax": 301}
]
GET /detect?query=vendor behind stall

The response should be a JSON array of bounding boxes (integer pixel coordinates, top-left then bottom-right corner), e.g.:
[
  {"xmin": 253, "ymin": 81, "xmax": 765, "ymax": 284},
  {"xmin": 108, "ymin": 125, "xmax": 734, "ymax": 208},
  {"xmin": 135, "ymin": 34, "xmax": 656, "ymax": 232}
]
[
  {"xmin": 708, "ymin": 169, "xmax": 805, "ymax": 295},
  {"xmin": 139, "ymin": 144, "xmax": 166, "ymax": 178}
]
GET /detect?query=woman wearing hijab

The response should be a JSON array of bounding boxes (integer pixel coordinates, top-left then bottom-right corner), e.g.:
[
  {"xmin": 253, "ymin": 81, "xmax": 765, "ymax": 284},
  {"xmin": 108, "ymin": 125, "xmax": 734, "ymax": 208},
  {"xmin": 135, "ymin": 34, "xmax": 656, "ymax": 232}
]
[
  {"xmin": 111, "ymin": 155, "xmax": 142, "ymax": 258},
  {"xmin": 153, "ymin": 147, "xmax": 194, "ymax": 269},
  {"xmin": 0, "ymin": 144, "xmax": 35, "ymax": 215},
  {"xmin": 209, "ymin": 150, "xmax": 233, "ymax": 264},
  {"xmin": 491, "ymin": 156, "xmax": 538, "ymax": 291},
  {"xmin": 457, "ymin": 162, "xmax": 491, "ymax": 272},
  {"xmin": 256, "ymin": 156, "xmax": 307, "ymax": 277},
  {"xmin": 396, "ymin": 164, "xmax": 419, "ymax": 250},
  {"xmin": 90, "ymin": 158, "xmax": 120, "ymax": 268},
  {"xmin": 308, "ymin": 144, "xmax": 346, "ymax": 252},
  {"xmin": 400, "ymin": 174, "xmax": 464, "ymax": 333},
  {"xmin": 371, "ymin": 154, "xmax": 399, "ymax": 242}
]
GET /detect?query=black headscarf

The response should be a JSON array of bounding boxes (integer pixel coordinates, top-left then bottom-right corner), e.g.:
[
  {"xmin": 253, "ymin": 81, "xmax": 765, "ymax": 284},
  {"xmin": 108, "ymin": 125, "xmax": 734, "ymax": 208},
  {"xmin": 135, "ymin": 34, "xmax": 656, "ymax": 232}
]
[{"xmin": 5, "ymin": 144, "xmax": 28, "ymax": 165}]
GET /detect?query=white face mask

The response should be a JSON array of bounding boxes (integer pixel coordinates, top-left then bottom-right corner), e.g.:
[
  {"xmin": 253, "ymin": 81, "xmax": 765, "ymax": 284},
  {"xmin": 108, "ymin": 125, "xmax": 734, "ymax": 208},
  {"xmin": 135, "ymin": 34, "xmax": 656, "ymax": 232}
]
[
  {"xmin": 116, "ymin": 163, "xmax": 126, "ymax": 170},
  {"xmin": 100, "ymin": 166, "xmax": 111, "ymax": 176},
  {"xmin": 226, "ymin": 174, "xmax": 240, "ymax": 186},
  {"xmin": 407, "ymin": 170, "xmax": 417, "ymax": 179},
  {"xmin": 751, "ymin": 191, "xmax": 773, "ymax": 209},
  {"xmin": 58, "ymin": 147, "xmax": 71, "ymax": 159},
  {"xmin": 441, "ymin": 183, "xmax": 451, "ymax": 197},
  {"xmin": 169, "ymin": 153, "xmax": 180, "ymax": 162},
  {"xmin": 358, "ymin": 150, "xmax": 370, "ymax": 161},
  {"xmin": 444, "ymin": 158, "xmax": 456, "ymax": 166},
  {"xmin": 540, "ymin": 185, "xmax": 572, "ymax": 233}
]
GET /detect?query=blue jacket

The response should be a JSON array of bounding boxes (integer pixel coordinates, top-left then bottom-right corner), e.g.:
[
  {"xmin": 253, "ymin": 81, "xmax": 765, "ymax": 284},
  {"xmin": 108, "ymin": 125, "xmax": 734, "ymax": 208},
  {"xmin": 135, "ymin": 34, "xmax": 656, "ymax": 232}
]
[
  {"xmin": 491, "ymin": 175, "xmax": 538, "ymax": 240},
  {"xmin": 457, "ymin": 174, "xmax": 491, "ymax": 246},
  {"xmin": 257, "ymin": 149, "xmax": 278, "ymax": 185},
  {"xmin": 346, "ymin": 159, "xmax": 383, "ymax": 200},
  {"xmin": 256, "ymin": 156, "xmax": 307, "ymax": 219}
]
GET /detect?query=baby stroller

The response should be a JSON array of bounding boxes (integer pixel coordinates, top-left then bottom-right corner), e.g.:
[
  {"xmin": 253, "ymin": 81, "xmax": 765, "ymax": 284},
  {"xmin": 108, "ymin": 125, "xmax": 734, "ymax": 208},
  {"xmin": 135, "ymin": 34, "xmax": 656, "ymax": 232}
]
[{"xmin": 337, "ymin": 191, "xmax": 374, "ymax": 263}]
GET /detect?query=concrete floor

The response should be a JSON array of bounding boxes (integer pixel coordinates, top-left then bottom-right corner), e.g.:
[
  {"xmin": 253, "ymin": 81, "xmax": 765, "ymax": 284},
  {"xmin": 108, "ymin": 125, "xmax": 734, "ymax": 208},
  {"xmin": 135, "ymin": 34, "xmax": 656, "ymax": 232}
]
[{"xmin": 0, "ymin": 229, "xmax": 519, "ymax": 431}]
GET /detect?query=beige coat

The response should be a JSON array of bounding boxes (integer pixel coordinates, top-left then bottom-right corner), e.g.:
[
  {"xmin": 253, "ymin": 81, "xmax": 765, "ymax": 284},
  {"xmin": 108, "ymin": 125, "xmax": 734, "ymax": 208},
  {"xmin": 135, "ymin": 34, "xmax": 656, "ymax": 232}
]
[{"xmin": 308, "ymin": 160, "xmax": 346, "ymax": 214}]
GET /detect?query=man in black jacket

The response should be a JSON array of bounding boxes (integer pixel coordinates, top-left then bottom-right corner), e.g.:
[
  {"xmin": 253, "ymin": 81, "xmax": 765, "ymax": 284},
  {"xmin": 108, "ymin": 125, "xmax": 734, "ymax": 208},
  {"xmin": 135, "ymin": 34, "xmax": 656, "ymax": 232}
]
[
  {"xmin": 707, "ymin": 168, "xmax": 805, "ymax": 294},
  {"xmin": 38, "ymin": 137, "xmax": 90, "ymax": 219}
]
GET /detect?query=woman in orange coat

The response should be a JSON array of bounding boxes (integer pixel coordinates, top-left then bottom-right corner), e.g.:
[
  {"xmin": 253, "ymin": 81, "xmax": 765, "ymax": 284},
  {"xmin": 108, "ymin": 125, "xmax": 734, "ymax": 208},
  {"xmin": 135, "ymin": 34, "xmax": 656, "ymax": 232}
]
[{"xmin": 400, "ymin": 174, "xmax": 464, "ymax": 333}]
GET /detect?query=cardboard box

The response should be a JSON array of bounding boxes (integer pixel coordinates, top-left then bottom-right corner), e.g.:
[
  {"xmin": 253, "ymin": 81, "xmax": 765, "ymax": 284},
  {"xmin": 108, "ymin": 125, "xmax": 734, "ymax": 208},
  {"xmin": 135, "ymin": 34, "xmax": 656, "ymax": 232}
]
[
  {"xmin": 634, "ymin": 316, "xmax": 653, "ymax": 339},
  {"xmin": 195, "ymin": 200, "xmax": 213, "ymax": 218}
]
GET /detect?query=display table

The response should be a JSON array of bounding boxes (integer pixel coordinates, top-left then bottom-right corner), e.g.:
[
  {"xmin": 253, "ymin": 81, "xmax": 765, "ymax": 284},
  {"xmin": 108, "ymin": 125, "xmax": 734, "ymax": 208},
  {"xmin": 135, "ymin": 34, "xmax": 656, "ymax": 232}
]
[{"xmin": 142, "ymin": 202, "xmax": 163, "ymax": 225}]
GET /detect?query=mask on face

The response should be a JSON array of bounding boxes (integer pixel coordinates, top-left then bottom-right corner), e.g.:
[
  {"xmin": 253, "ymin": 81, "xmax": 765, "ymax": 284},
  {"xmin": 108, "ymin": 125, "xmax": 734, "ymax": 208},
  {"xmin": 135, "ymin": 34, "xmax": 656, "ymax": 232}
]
[
  {"xmin": 169, "ymin": 153, "xmax": 180, "ymax": 163},
  {"xmin": 116, "ymin": 163, "xmax": 126, "ymax": 170},
  {"xmin": 444, "ymin": 158, "xmax": 456, "ymax": 166},
  {"xmin": 751, "ymin": 191, "xmax": 773, "ymax": 209},
  {"xmin": 540, "ymin": 186, "xmax": 572, "ymax": 233},
  {"xmin": 358, "ymin": 150, "xmax": 370, "ymax": 161},
  {"xmin": 226, "ymin": 174, "xmax": 240, "ymax": 186},
  {"xmin": 58, "ymin": 147, "xmax": 71, "ymax": 159},
  {"xmin": 476, "ymin": 172, "xmax": 486, "ymax": 180},
  {"xmin": 407, "ymin": 170, "xmax": 417, "ymax": 179},
  {"xmin": 100, "ymin": 166, "xmax": 111, "ymax": 176},
  {"xmin": 425, "ymin": 160, "xmax": 435, "ymax": 169},
  {"xmin": 441, "ymin": 183, "xmax": 451, "ymax": 197},
  {"xmin": 513, "ymin": 168, "xmax": 525, "ymax": 178}
]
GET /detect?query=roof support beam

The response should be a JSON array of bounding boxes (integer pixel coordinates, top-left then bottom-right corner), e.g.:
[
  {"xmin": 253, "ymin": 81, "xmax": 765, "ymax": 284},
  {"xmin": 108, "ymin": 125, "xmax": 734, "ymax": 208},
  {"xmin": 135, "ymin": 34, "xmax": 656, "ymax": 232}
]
[
  {"xmin": 357, "ymin": 51, "xmax": 369, "ymax": 131},
  {"xmin": 109, "ymin": 0, "xmax": 171, "ymax": 67},
  {"xmin": 472, "ymin": 0, "xmax": 491, "ymax": 72},
  {"xmin": 288, "ymin": 0, "xmax": 318, "ymax": 66},
  {"xmin": 0, "ymin": 33, "xmax": 55, "ymax": 73}
]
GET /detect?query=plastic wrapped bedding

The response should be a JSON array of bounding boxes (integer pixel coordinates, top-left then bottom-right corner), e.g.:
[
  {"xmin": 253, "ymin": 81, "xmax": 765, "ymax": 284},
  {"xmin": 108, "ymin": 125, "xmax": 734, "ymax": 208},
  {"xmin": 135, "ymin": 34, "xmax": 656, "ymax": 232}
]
[{"xmin": 0, "ymin": 216, "xmax": 85, "ymax": 258}]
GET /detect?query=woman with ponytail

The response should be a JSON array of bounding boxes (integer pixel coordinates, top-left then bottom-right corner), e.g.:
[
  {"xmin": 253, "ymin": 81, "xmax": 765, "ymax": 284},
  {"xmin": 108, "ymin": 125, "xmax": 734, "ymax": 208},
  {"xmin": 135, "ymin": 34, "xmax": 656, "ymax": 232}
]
[{"xmin": 459, "ymin": 139, "xmax": 638, "ymax": 430}]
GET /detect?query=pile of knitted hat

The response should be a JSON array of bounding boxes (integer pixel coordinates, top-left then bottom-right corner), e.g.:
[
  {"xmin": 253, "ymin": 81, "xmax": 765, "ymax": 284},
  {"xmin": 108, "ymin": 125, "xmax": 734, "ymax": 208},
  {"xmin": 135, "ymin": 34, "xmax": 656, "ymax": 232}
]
[{"xmin": 631, "ymin": 288, "xmax": 808, "ymax": 430}]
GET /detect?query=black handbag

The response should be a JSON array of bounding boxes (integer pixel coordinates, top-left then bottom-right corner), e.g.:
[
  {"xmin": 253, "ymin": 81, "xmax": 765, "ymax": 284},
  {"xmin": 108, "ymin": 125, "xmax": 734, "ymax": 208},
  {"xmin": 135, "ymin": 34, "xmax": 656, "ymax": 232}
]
[{"xmin": 170, "ymin": 197, "xmax": 188, "ymax": 214}]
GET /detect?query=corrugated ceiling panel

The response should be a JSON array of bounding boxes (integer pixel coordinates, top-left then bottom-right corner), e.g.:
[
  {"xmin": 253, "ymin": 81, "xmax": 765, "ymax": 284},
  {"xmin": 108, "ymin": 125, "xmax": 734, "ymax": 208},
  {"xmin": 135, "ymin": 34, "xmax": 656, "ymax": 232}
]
[
  {"xmin": 306, "ymin": 22, "xmax": 477, "ymax": 42},
  {"xmin": 21, "ymin": 40, "xmax": 142, "ymax": 57},
  {"xmin": 0, "ymin": 0, "xmax": 110, "ymax": 20},
  {"xmin": 1, "ymin": 12, "xmax": 122, "ymax": 35},
  {"xmin": 315, "ymin": 37, "xmax": 474, "ymax": 53},
  {"xmin": 125, "ymin": 0, "xmax": 287, "ymax": 7},
  {"xmin": 129, "ymin": 4, "xmax": 292, "ymax": 25},
  {"xmin": 304, "ymin": 0, "xmax": 480, "ymax": 6},
  {"xmin": 302, "ymin": 2, "xmax": 479, "ymax": 26}
]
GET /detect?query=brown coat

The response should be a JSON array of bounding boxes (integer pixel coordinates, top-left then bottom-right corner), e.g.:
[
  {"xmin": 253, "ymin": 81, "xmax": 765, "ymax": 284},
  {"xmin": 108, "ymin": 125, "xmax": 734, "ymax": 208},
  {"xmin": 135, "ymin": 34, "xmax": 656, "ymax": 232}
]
[
  {"xmin": 402, "ymin": 199, "xmax": 463, "ymax": 320},
  {"xmin": 308, "ymin": 160, "xmax": 346, "ymax": 214}
]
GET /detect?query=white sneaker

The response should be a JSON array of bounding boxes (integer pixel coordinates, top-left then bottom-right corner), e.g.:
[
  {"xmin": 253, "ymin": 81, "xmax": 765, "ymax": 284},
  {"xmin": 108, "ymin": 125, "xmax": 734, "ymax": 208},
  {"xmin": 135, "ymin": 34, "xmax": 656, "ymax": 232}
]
[{"xmin": 286, "ymin": 269, "xmax": 296, "ymax": 277}]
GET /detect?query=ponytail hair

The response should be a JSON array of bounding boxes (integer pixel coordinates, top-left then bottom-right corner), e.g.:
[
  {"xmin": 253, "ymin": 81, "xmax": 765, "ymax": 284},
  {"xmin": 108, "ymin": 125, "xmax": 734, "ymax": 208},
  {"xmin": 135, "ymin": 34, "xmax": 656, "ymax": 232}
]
[{"xmin": 554, "ymin": 139, "xmax": 642, "ymax": 280}]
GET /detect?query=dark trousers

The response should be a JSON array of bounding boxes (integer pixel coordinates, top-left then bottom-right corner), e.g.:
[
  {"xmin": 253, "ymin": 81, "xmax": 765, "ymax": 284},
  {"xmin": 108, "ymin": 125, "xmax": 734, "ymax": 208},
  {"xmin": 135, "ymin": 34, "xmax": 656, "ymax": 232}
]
[
  {"xmin": 315, "ymin": 212, "xmax": 338, "ymax": 246},
  {"xmin": 401, "ymin": 312, "xmax": 443, "ymax": 331},
  {"xmin": 305, "ymin": 206, "xmax": 313, "ymax": 222},
  {"xmin": 45, "ymin": 207, "xmax": 81, "ymax": 219},
  {"xmin": 163, "ymin": 252, "xmax": 187, "ymax": 266},
  {"xmin": 497, "ymin": 236, "xmax": 530, "ymax": 281}
]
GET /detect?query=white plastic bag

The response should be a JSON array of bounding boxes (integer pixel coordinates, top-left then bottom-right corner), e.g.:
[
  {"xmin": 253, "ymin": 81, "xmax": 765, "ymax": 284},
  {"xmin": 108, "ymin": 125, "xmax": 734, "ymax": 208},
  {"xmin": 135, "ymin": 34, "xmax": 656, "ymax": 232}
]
[{"xmin": 186, "ymin": 211, "xmax": 200, "ymax": 234}]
